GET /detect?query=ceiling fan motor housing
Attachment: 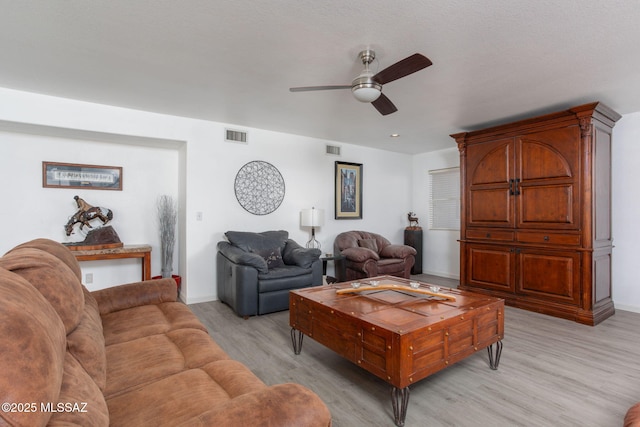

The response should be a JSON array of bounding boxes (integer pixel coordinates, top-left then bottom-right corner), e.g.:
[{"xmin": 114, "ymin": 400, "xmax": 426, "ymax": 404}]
[{"xmin": 351, "ymin": 50, "xmax": 381, "ymax": 102}]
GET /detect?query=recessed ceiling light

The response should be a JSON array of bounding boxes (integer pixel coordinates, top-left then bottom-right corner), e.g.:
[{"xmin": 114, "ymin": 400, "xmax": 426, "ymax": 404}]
[{"xmin": 390, "ymin": 133, "xmax": 400, "ymax": 138}]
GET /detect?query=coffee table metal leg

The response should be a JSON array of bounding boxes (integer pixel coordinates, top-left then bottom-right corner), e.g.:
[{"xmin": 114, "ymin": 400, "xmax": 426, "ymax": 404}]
[
  {"xmin": 391, "ymin": 386, "xmax": 410, "ymax": 427},
  {"xmin": 487, "ymin": 340, "xmax": 503, "ymax": 370},
  {"xmin": 290, "ymin": 328, "xmax": 304, "ymax": 355}
]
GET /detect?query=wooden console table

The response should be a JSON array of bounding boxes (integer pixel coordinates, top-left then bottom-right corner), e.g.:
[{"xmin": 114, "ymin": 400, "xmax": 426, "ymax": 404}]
[{"xmin": 72, "ymin": 244, "xmax": 152, "ymax": 281}]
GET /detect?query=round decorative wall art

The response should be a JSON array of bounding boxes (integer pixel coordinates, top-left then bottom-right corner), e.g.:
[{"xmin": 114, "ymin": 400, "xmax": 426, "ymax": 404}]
[{"xmin": 234, "ymin": 160, "xmax": 285, "ymax": 215}]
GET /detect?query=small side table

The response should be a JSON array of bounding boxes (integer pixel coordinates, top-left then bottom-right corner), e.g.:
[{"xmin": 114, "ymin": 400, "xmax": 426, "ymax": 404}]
[
  {"xmin": 320, "ymin": 254, "xmax": 346, "ymax": 284},
  {"xmin": 72, "ymin": 244, "xmax": 152, "ymax": 281}
]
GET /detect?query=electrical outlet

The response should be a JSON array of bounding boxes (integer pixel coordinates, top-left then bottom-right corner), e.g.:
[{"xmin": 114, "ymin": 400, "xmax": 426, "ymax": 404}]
[{"xmin": 85, "ymin": 273, "xmax": 93, "ymax": 284}]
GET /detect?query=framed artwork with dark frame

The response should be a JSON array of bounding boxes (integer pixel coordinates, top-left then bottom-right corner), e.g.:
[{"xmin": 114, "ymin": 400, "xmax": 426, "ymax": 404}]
[
  {"xmin": 43, "ymin": 162, "xmax": 123, "ymax": 190},
  {"xmin": 335, "ymin": 161, "xmax": 362, "ymax": 219}
]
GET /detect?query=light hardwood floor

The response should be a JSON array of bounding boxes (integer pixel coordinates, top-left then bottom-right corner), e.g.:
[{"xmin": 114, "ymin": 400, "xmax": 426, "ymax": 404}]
[{"xmin": 190, "ymin": 275, "xmax": 640, "ymax": 427}]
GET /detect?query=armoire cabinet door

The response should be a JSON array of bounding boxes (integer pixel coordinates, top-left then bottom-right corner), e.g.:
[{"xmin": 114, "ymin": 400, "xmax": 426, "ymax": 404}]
[
  {"xmin": 516, "ymin": 248, "xmax": 581, "ymax": 306},
  {"xmin": 516, "ymin": 126, "xmax": 581, "ymax": 230},
  {"xmin": 465, "ymin": 138, "xmax": 515, "ymax": 228},
  {"xmin": 465, "ymin": 244, "xmax": 515, "ymax": 293}
]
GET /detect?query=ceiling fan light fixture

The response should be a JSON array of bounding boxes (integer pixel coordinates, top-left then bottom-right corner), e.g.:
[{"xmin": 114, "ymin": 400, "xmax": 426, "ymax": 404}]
[
  {"xmin": 352, "ymin": 86, "xmax": 381, "ymax": 102},
  {"xmin": 351, "ymin": 75, "xmax": 382, "ymax": 102}
]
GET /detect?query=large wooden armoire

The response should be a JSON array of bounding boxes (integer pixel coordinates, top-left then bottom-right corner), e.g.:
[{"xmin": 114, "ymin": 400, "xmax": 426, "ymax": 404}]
[{"xmin": 451, "ymin": 102, "xmax": 620, "ymax": 325}]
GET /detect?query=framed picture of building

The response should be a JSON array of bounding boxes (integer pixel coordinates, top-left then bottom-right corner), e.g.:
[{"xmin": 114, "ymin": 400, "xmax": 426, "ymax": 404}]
[{"xmin": 335, "ymin": 161, "xmax": 362, "ymax": 219}]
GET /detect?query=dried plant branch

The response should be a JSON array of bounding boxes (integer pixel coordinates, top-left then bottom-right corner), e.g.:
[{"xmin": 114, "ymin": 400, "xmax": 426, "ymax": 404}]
[{"xmin": 157, "ymin": 195, "xmax": 177, "ymax": 278}]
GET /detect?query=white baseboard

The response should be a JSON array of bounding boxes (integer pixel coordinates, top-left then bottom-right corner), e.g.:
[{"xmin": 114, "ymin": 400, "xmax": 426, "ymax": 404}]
[
  {"xmin": 184, "ymin": 295, "xmax": 217, "ymax": 305},
  {"xmin": 420, "ymin": 270, "xmax": 460, "ymax": 280},
  {"xmin": 614, "ymin": 303, "xmax": 640, "ymax": 314}
]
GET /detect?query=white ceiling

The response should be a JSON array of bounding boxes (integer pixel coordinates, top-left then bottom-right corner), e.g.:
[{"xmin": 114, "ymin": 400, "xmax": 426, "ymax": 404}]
[{"xmin": 2, "ymin": 0, "xmax": 640, "ymax": 154}]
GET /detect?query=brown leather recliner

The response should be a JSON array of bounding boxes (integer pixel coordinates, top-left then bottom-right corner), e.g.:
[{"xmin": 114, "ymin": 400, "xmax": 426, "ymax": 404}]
[{"xmin": 334, "ymin": 230, "xmax": 417, "ymax": 281}]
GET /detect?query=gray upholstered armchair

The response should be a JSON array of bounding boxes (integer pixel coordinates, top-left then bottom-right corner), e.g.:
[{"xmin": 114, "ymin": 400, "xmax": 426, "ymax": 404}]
[
  {"xmin": 217, "ymin": 230, "xmax": 322, "ymax": 318},
  {"xmin": 334, "ymin": 230, "xmax": 417, "ymax": 281}
]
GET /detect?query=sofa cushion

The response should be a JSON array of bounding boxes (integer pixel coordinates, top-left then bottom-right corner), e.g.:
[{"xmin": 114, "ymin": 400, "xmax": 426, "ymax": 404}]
[
  {"xmin": 254, "ymin": 245, "xmax": 286, "ymax": 269},
  {"xmin": 358, "ymin": 238, "xmax": 379, "ymax": 252},
  {"xmin": 258, "ymin": 269, "xmax": 314, "ymax": 293},
  {"xmin": 0, "ymin": 267, "xmax": 66, "ymax": 427},
  {"xmin": 48, "ymin": 352, "xmax": 109, "ymax": 427},
  {"xmin": 258, "ymin": 265, "xmax": 312, "ymax": 281},
  {"xmin": 101, "ymin": 301, "xmax": 208, "ymax": 346},
  {"xmin": 8, "ymin": 238, "xmax": 82, "ymax": 281},
  {"xmin": 66, "ymin": 286, "xmax": 107, "ymax": 392},
  {"xmin": 341, "ymin": 246, "xmax": 380, "ymax": 262},
  {"xmin": 226, "ymin": 231, "xmax": 290, "ymax": 270},
  {"xmin": 217, "ymin": 241, "xmax": 268, "ymax": 273},
  {"xmin": 105, "ymin": 329, "xmax": 230, "ymax": 399},
  {"xmin": 380, "ymin": 244, "xmax": 417, "ymax": 259},
  {"xmin": 106, "ymin": 360, "xmax": 268, "ymax": 426},
  {"xmin": 0, "ymin": 248, "xmax": 84, "ymax": 334},
  {"xmin": 282, "ymin": 241, "xmax": 321, "ymax": 268}
]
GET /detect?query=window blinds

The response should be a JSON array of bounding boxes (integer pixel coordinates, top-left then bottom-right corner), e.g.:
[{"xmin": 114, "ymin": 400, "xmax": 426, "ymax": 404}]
[{"xmin": 429, "ymin": 167, "xmax": 460, "ymax": 230}]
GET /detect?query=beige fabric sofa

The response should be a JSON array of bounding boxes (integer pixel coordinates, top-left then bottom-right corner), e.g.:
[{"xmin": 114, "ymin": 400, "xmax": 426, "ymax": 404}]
[{"xmin": 0, "ymin": 238, "xmax": 331, "ymax": 426}]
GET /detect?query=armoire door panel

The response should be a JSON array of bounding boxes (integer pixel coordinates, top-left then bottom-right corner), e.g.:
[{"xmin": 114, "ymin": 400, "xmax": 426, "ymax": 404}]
[
  {"xmin": 468, "ymin": 188, "xmax": 513, "ymax": 226},
  {"xmin": 466, "ymin": 245, "xmax": 515, "ymax": 292},
  {"xmin": 518, "ymin": 184, "xmax": 575, "ymax": 227},
  {"xmin": 517, "ymin": 126, "xmax": 580, "ymax": 181},
  {"xmin": 517, "ymin": 250, "xmax": 580, "ymax": 305},
  {"xmin": 467, "ymin": 138, "xmax": 513, "ymax": 185},
  {"xmin": 593, "ymin": 250, "xmax": 612, "ymax": 303},
  {"xmin": 519, "ymin": 139, "xmax": 574, "ymax": 180},
  {"xmin": 593, "ymin": 125, "xmax": 613, "ymax": 242}
]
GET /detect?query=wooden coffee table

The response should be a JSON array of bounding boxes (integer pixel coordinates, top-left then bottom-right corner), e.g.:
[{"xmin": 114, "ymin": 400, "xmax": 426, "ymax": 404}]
[{"xmin": 289, "ymin": 275, "xmax": 504, "ymax": 426}]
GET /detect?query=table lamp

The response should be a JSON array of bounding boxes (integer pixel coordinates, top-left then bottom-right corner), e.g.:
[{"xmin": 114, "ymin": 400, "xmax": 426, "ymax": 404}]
[{"xmin": 300, "ymin": 207, "xmax": 324, "ymax": 249}]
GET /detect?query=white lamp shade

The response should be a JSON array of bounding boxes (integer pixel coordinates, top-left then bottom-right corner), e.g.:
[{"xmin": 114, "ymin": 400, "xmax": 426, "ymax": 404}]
[{"xmin": 300, "ymin": 208, "xmax": 325, "ymax": 227}]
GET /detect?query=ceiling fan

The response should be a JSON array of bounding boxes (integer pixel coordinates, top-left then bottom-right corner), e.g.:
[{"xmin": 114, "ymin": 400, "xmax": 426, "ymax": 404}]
[{"xmin": 289, "ymin": 49, "xmax": 432, "ymax": 116}]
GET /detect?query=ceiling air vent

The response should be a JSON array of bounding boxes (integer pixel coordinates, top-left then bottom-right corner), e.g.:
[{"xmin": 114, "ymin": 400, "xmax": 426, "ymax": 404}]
[
  {"xmin": 326, "ymin": 144, "xmax": 341, "ymax": 156},
  {"xmin": 225, "ymin": 129, "xmax": 248, "ymax": 144}
]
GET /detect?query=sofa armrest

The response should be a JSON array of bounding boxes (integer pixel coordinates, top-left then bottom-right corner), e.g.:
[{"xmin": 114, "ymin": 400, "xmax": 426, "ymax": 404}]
[
  {"xmin": 92, "ymin": 278, "xmax": 177, "ymax": 315},
  {"xmin": 379, "ymin": 244, "xmax": 417, "ymax": 259},
  {"xmin": 341, "ymin": 246, "xmax": 380, "ymax": 262},
  {"xmin": 283, "ymin": 239, "xmax": 321, "ymax": 268},
  {"xmin": 217, "ymin": 241, "xmax": 268, "ymax": 273},
  {"xmin": 178, "ymin": 383, "xmax": 331, "ymax": 427}
]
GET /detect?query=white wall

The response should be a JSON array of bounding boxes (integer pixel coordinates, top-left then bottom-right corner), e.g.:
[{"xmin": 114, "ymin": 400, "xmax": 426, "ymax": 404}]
[
  {"xmin": 0, "ymin": 88, "xmax": 413, "ymax": 304},
  {"xmin": 412, "ymin": 147, "xmax": 461, "ymax": 279},
  {"xmin": 0, "ymin": 127, "xmax": 181, "ymax": 289},
  {"xmin": 612, "ymin": 112, "xmax": 640, "ymax": 312}
]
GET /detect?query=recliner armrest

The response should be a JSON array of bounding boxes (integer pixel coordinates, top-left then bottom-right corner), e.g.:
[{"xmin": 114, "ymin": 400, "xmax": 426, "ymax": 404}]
[
  {"xmin": 92, "ymin": 278, "xmax": 177, "ymax": 315},
  {"xmin": 283, "ymin": 239, "xmax": 321, "ymax": 268},
  {"xmin": 379, "ymin": 244, "xmax": 417, "ymax": 259},
  {"xmin": 341, "ymin": 247, "xmax": 380, "ymax": 262},
  {"xmin": 217, "ymin": 241, "xmax": 268, "ymax": 273}
]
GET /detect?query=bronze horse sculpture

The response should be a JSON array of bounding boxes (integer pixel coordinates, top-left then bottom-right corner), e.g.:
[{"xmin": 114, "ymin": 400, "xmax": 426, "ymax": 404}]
[{"xmin": 64, "ymin": 196, "xmax": 113, "ymax": 236}]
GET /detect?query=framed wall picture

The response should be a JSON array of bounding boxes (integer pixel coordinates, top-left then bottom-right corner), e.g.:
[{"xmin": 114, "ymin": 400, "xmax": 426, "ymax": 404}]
[
  {"xmin": 43, "ymin": 162, "xmax": 123, "ymax": 190},
  {"xmin": 335, "ymin": 161, "xmax": 362, "ymax": 219}
]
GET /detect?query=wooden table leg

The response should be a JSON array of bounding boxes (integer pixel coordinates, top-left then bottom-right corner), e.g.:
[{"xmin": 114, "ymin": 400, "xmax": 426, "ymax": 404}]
[{"xmin": 142, "ymin": 252, "xmax": 151, "ymax": 280}]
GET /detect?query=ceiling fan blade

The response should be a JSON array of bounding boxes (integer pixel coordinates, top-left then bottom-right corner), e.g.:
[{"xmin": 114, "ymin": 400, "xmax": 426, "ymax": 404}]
[
  {"xmin": 289, "ymin": 85, "xmax": 351, "ymax": 92},
  {"xmin": 371, "ymin": 93, "xmax": 398, "ymax": 116},
  {"xmin": 373, "ymin": 53, "xmax": 432, "ymax": 85}
]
